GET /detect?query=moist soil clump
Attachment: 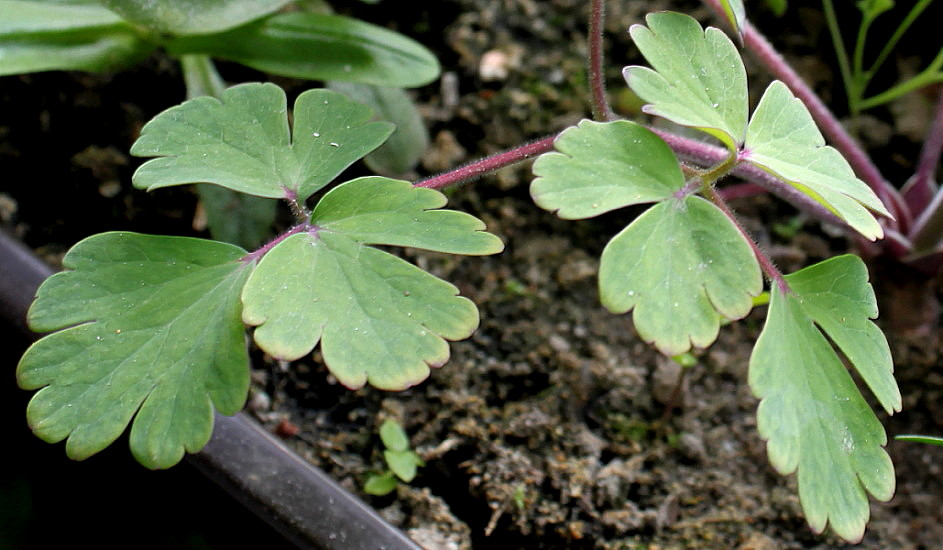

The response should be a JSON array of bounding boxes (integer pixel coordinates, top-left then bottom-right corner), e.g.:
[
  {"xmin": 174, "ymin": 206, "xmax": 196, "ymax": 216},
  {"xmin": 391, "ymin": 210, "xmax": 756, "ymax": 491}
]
[{"xmin": 3, "ymin": 0, "xmax": 943, "ymax": 548}]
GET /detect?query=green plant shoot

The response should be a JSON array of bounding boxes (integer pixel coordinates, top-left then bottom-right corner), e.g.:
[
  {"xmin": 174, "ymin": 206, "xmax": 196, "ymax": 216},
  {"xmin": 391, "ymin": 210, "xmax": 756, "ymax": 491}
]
[
  {"xmin": 17, "ymin": 83, "xmax": 503, "ymax": 469},
  {"xmin": 531, "ymin": 11, "xmax": 900, "ymax": 543}
]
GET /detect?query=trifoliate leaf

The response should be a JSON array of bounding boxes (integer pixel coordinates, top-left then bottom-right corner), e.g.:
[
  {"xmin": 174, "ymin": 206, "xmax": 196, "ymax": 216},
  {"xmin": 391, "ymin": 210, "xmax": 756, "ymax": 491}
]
[
  {"xmin": 624, "ymin": 12, "xmax": 748, "ymax": 151},
  {"xmin": 99, "ymin": 0, "xmax": 292, "ymax": 35},
  {"xmin": 744, "ymin": 81, "xmax": 890, "ymax": 240},
  {"xmin": 718, "ymin": 0, "xmax": 747, "ymax": 42},
  {"xmin": 17, "ymin": 232, "xmax": 252, "ymax": 469},
  {"xmin": 750, "ymin": 255, "xmax": 899, "ymax": 542},
  {"xmin": 132, "ymin": 83, "xmax": 394, "ymax": 202},
  {"xmin": 241, "ymin": 177, "xmax": 502, "ymax": 390},
  {"xmin": 531, "ymin": 120, "xmax": 685, "ymax": 219},
  {"xmin": 599, "ymin": 195, "xmax": 762, "ymax": 356}
]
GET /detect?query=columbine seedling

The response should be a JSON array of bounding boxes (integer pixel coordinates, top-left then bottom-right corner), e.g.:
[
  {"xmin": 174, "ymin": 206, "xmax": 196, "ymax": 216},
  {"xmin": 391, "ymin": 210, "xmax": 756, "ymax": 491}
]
[
  {"xmin": 531, "ymin": 11, "xmax": 900, "ymax": 543},
  {"xmin": 15, "ymin": 0, "xmax": 943, "ymax": 544},
  {"xmin": 17, "ymin": 83, "xmax": 503, "ymax": 469},
  {"xmin": 364, "ymin": 419, "xmax": 425, "ymax": 496}
]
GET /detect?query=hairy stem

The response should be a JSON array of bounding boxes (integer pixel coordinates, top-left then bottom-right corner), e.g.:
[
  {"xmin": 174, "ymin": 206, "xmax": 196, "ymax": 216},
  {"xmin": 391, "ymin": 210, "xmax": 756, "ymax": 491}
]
[
  {"xmin": 587, "ymin": 0, "xmax": 611, "ymax": 121},
  {"xmin": 242, "ymin": 224, "xmax": 307, "ymax": 264},
  {"xmin": 706, "ymin": 183, "xmax": 790, "ymax": 294},
  {"xmin": 414, "ymin": 136, "xmax": 557, "ymax": 190}
]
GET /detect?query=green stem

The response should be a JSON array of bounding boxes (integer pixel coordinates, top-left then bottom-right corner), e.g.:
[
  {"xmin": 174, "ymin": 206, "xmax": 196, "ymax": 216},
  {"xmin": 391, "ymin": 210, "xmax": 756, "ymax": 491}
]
[
  {"xmin": 863, "ymin": 0, "xmax": 935, "ymax": 90},
  {"xmin": 179, "ymin": 54, "xmax": 227, "ymax": 100},
  {"xmin": 414, "ymin": 135, "xmax": 557, "ymax": 190},
  {"xmin": 822, "ymin": 0, "xmax": 859, "ymax": 113},
  {"xmin": 859, "ymin": 59, "xmax": 943, "ymax": 110}
]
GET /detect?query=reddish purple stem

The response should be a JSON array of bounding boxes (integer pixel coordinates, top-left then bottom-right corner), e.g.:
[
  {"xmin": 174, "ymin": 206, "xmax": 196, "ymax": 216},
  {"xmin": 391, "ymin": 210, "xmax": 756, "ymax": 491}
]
[
  {"xmin": 588, "ymin": 0, "xmax": 612, "ymax": 121},
  {"xmin": 414, "ymin": 136, "xmax": 557, "ymax": 190}
]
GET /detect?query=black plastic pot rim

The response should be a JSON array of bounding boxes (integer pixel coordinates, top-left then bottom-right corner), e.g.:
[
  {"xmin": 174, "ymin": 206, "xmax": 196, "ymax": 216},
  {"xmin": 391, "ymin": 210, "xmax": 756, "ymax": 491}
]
[{"xmin": 1, "ymin": 228, "xmax": 421, "ymax": 550}]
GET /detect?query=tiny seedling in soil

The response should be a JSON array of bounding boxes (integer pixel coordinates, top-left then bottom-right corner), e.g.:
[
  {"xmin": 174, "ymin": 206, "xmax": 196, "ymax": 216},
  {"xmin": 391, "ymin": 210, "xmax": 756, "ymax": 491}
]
[
  {"xmin": 364, "ymin": 419, "xmax": 425, "ymax": 496},
  {"xmin": 13, "ymin": 0, "xmax": 943, "ymax": 544}
]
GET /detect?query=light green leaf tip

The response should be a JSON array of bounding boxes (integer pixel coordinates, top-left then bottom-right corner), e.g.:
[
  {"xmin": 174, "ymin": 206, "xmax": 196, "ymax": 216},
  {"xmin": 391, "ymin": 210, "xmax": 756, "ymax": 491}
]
[
  {"xmin": 745, "ymin": 81, "xmax": 891, "ymax": 240},
  {"xmin": 16, "ymin": 232, "xmax": 252, "ymax": 469},
  {"xmin": 623, "ymin": 11, "xmax": 748, "ymax": 152},
  {"xmin": 750, "ymin": 255, "xmax": 899, "ymax": 542},
  {"xmin": 718, "ymin": 0, "xmax": 747, "ymax": 43},
  {"xmin": 599, "ymin": 196, "xmax": 762, "ymax": 356},
  {"xmin": 242, "ymin": 178, "xmax": 502, "ymax": 390},
  {"xmin": 131, "ymin": 83, "xmax": 394, "ymax": 201},
  {"xmin": 531, "ymin": 120, "xmax": 685, "ymax": 219}
]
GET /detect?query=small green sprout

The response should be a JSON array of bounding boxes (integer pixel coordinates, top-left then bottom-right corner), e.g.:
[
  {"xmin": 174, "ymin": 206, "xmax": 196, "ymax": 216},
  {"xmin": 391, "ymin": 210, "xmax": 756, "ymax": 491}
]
[{"xmin": 363, "ymin": 419, "xmax": 425, "ymax": 496}]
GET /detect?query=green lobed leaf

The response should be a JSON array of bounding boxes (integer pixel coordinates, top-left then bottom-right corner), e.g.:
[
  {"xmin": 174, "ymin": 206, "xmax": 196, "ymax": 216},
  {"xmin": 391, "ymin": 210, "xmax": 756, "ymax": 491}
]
[
  {"xmin": 312, "ymin": 177, "xmax": 504, "ymax": 254},
  {"xmin": 750, "ymin": 255, "xmax": 899, "ymax": 542},
  {"xmin": 531, "ymin": 120, "xmax": 685, "ymax": 219},
  {"xmin": 599, "ymin": 195, "xmax": 762, "ymax": 356},
  {"xmin": 178, "ymin": 56, "xmax": 279, "ymax": 250},
  {"xmin": 167, "ymin": 12, "xmax": 441, "ymax": 88},
  {"xmin": 718, "ymin": 0, "xmax": 747, "ymax": 42},
  {"xmin": 623, "ymin": 12, "xmax": 748, "ymax": 151},
  {"xmin": 0, "ymin": 1, "xmax": 152, "ymax": 75},
  {"xmin": 744, "ymin": 81, "xmax": 890, "ymax": 240},
  {"xmin": 131, "ymin": 83, "xmax": 394, "ymax": 202},
  {"xmin": 242, "ymin": 177, "xmax": 502, "ymax": 390},
  {"xmin": 99, "ymin": 0, "xmax": 292, "ymax": 35},
  {"xmin": 17, "ymin": 232, "xmax": 252, "ymax": 469},
  {"xmin": 327, "ymin": 81, "xmax": 430, "ymax": 176}
]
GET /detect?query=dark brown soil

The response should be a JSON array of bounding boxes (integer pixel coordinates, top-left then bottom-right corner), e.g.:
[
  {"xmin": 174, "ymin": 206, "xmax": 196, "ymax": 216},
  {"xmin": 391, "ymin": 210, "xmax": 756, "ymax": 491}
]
[{"xmin": 4, "ymin": 0, "xmax": 943, "ymax": 548}]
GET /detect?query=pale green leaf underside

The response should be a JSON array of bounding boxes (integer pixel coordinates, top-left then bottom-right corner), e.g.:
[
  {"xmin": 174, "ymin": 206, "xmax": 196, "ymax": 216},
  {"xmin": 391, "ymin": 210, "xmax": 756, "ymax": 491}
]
[
  {"xmin": 131, "ymin": 83, "xmax": 394, "ymax": 201},
  {"xmin": 599, "ymin": 196, "xmax": 762, "ymax": 356},
  {"xmin": 313, "ymin": 177, "xmax": 504, "ymax": 255},
  {"xmin": 17, "ymin": 232, "xmax": 251, "ymax": 469},
  {"xmin": 99, "ymin": 0, "xmax": 292, "ymax": 35},
  {"xmin": 624, "ymin": 12, "xmax": 748, "ymax": 151},
  {"xmin": 242, "ymin": 231, "xmax": 479, "ymax": 390},
  {"xmin": 745, "ymin": 81, "xmax": 890, "ymax": 240},
  {"xmin": 750, "ymin": 255, "xmax": 898, "ymax": 542},
  {"xmin": 166, "ymin": 12, "xmax": 441, "ymax": 88},
  {"xmin": 531, "ymin": 120, "xmax": 685, "ymax": 219}
]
